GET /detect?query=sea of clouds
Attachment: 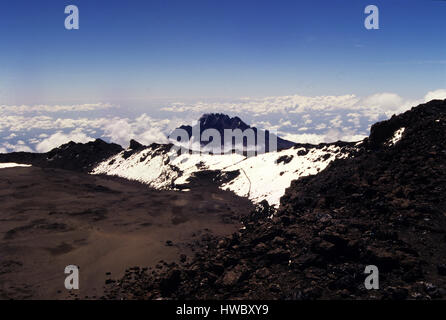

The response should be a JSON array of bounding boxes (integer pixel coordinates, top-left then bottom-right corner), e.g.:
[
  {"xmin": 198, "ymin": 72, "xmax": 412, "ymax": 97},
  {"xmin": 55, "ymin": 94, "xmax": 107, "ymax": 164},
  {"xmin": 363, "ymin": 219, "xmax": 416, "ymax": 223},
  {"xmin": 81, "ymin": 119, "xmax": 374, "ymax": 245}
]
[{"xmin": 1, "ymin": 89, "xmax": 445, "ymax": 154}]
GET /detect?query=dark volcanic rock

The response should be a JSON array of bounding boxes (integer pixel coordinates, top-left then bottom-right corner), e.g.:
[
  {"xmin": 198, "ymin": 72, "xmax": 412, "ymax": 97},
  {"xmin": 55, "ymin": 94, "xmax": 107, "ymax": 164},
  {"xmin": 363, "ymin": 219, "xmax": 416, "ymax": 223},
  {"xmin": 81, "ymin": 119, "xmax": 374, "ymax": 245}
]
[
  {"xmin": 104, "ymin": 99, "xmax": 446, "ymax": 300},
  {"xmin": 0, "ymin": 139, "xmax": 123, "ymax": 172},
  {"xmin": 159, "ymin": 270, "xmax": 182, "ymax": 295},
  {"xmin": 170, "ymin": 113, "xmax": 296, "ymax": 152},
  {"xmin": 129, "ymin": 139, "xmax": 144, "ymax": 151},
  {"xmin": 123, "ymin": 139, "xmax": 146, "ymax": 159}
]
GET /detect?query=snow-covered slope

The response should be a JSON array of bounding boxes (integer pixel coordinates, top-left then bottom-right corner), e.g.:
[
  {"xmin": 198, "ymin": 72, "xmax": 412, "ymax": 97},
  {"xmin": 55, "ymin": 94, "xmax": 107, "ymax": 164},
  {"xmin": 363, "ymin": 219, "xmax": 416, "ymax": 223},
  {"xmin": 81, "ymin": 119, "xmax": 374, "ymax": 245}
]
[
  {"xmin": 219, "ymin": 145, "xmax": 352, "ymax": 205},
  {"xmin": 92, "ymin": 142, "xmax": 357, "ymax": 207}
]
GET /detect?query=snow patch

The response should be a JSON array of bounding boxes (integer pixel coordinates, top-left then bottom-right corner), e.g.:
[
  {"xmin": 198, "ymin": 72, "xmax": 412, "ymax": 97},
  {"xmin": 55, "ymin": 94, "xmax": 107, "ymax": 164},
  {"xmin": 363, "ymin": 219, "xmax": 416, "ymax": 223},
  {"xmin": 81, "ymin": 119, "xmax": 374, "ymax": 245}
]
[
  {"xmin": 92, "ymin": 147, "xmax": 180, "ymax": 189},
  {"xmin": 387, "ymin": 128, "xmax": 405, "ymax": 146},
  {"xmin": 0, "ymin": 163, "xmax": 32, "ymax": 169}
]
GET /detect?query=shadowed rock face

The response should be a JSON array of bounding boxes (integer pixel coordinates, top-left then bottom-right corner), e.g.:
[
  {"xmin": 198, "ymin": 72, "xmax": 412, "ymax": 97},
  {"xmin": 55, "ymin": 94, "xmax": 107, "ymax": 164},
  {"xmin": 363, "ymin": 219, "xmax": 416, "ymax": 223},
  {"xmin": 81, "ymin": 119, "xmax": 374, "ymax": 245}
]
[
  {"xmin": 0, "ymin": 139, "xmax": 123, "ymax": 172},
  {"xmin": 103, "ymin": 100, "xmax": 446, "ymax": 300},
  {"xmin": 177, "ymin": 114, "xmax": 250, "ymax": 138},
  {"xmin": 171, "ymin": 113, "xmax": 296, "ymax": 151},
  {"xmin": 366, "ymin": 99, "xmax": 446, "ymax": 149}
]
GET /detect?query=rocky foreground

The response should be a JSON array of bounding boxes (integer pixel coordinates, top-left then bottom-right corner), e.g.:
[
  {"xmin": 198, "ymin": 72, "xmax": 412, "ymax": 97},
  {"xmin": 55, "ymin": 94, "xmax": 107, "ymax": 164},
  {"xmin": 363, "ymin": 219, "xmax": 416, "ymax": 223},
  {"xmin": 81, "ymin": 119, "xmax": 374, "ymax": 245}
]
[{"xmin": 103, "ymin": 99, "xmax": 446, "ymax": 300}]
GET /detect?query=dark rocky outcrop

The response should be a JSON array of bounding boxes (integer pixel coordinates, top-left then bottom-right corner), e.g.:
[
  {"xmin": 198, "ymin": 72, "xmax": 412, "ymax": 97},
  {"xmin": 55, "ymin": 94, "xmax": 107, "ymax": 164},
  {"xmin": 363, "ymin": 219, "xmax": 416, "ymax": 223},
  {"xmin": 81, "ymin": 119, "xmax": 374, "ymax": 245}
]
[
  {"xmin": 170, "ymin": 113, "xmax": 296, "ymax": 152},
  {"xmin": 123, "ymin": 139, "xmax": 146, "ymax": 159},
  {"xmin": 0, "ymin": 139, "xmax": 123, "ymax": 172}
]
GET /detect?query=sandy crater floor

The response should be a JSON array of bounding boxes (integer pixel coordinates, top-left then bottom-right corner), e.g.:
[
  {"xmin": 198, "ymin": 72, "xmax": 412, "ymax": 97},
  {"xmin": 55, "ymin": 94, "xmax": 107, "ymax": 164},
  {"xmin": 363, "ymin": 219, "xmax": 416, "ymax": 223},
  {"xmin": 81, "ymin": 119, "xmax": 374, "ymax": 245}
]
[{"xmin": 0, "ymin": 167, "xmax": 253, "ymax": 299}]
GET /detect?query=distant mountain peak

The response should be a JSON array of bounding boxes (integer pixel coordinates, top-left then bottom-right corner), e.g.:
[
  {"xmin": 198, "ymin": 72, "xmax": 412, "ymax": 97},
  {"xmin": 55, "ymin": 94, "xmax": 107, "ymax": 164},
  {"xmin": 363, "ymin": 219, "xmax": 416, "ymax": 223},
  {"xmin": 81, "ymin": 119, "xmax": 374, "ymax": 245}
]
[
  {"xmin": 171, "ymin": 113, "xmax": 296, "ymax": 151},
  {"xmin": 198, "ymin": 113, "xmax": 249, "ymax": 131}
]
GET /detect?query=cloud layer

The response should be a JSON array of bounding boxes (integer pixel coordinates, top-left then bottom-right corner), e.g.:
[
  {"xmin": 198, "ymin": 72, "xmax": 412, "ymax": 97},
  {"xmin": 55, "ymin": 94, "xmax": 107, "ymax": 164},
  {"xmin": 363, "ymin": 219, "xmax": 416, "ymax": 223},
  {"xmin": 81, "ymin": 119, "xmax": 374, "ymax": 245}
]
[
  {"xmin": 0, "ymin": 103, "xmax": 115, "ymax": 114},
  {"xmin": 1, "ymin": 89, "xmax": 445, "ymax": 153},
  {"xmin": 162, "ymin": 89, "xmax": 446, "ymax": 119},
  {"xmin": 35, "ymin": 128, "xmax": 95, "ymax": 153}
]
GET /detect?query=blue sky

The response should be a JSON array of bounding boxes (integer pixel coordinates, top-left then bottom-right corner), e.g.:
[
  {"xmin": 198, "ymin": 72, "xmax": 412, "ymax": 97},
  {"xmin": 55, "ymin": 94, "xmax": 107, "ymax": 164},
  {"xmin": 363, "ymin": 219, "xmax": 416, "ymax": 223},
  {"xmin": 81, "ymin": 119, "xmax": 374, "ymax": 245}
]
[
  {"xmin": 1, "ymin": 0, "xmax": 445, "ymax": 104},
  {"xmin": 0, "ymin": 0, "xmax": 445, "ymax": 152}
]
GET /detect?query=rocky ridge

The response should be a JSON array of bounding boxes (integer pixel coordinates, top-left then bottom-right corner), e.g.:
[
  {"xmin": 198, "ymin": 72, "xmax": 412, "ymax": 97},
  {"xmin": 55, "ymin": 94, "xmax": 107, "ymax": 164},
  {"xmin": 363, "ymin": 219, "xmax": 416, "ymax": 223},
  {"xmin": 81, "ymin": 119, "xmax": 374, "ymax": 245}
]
[
  {"xmin": 0, "ymin": 138, "xmax": 123, "ymax": 172},
  {"xmin": 102, "ymin": 99, "xmax": 446, "ymax": 300}
]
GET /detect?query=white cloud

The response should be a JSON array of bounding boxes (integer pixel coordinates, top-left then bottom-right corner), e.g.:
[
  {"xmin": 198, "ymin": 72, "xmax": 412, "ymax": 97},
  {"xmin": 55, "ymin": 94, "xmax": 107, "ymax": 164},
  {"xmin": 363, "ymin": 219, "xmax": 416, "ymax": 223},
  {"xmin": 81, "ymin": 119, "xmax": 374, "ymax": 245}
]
[
  {"xmin": 135, "ymin": 128, "xmax": 170, "ymax": 145},
  {"xmin": 359, "ymin": 93, "xmax": 409, "ymax": 121},
  {"xmin": 347, "ymin": 115, "xmax": 361, "ymax": 128},
  {"xmin": 161, "ymin": 89, "xmax": 446, "ymax": 124},
  {"xmin": 2, "ymin": 142, "xmax": 34, "ymax": 152},
  {"xmin": 35, "ymin": 128, "xmax": 94, "ymax": 153},
  {"xmin": 252, "ymin": 120, "xmax": 281, "ymax": 131},
  {"xmin": 361, "ymin": 92, "xmax": 404, "ymax": 109},
  {"xmin": 329, "ymin": 115, "xmax": 343, "ymax": 128},
  {"xmin": 102, "ymin": 114, "xmax": 182, "ymax": 147},
  {"xmin": 281, "ymin": 133, "xmax": 326, "ymax": 144},
  {"xmin": 102, "ymin": 118, "xmax": 134, "ymax": 147},
  {"xmin": 13, "ymin": 145, "xmax": 33, "ymax": 152},
  {"xmin": 0, "ymin": 103, "xmax": 115, "ymax": 115},
  {"xmin": 282, "ymin": 127, "xmax": 367, "ymax": 145},
  {"xmin": 1, "ymin": 89, "xmax": 444, "ymax": 153},
  {"xmin": 0, "ymin": 115, "xmax": 113, "ymax": 133},
  {"xmin": 161, "ymin": 94, "xmax": 360, "ymax": 116},
  {"xmin": 424, "ymin": 89, "xmax": 446, "ymax": 101},
  {"xmin": 5, "ymin": 133, "xmax": 17, "ymax": 140},
  {"xmin": 279, "ymin": 120, "xmax": 292, "ymax": 126},
  {"xmin": 323, "ymin": 129, "xmax": 366, "ymax": 143}
]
